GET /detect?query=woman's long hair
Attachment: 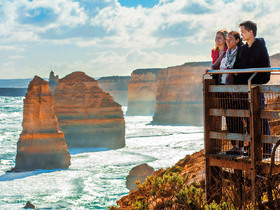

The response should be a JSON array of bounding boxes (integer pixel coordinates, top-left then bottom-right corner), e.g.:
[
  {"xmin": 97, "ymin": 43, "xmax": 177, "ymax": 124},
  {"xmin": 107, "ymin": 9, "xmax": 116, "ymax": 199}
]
[
  {"xmin": 228, "ymin": 31, "xmax": 243, "ymax": 47},
  {"xmin": 213, "ymin": 29, "xmax": 228, "ymax": 51}
]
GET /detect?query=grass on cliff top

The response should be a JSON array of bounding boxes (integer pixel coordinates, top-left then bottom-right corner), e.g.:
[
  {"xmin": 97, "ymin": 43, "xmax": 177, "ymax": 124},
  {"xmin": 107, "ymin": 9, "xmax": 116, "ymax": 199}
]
[{"xmin": 109, "ymin": 165, "xmax": 235, "ymax": 209}]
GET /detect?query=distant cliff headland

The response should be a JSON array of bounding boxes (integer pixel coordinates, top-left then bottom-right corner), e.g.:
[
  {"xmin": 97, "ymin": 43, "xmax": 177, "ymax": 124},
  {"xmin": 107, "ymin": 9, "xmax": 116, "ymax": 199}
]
[
  {"xmin": 98, "ymin": 76, "xmax": 131, "ymax": 106},
  {"xmin": 125, "ymin": 62, "xmax": 210, "ymax": 125},
  {"xmin": 152, "ymin": 62, "xmax": 210, "ymax": 126},
  {"xmin": 127, "ymin": 68, "xmax": 161, "ymax": 116}
]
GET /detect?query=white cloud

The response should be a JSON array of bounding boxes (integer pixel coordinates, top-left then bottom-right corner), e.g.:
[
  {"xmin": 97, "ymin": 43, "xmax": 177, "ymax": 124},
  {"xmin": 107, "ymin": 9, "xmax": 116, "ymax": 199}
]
[
  {"xmin": 2, "ymin": 61, "xmax": 14, "ymax": 67},
  {"xmin": 0, "ymin": 0, "xmax": 88, "ymax": 41},
  {"xmin": 1, "ymin": 0, "xmax": 280, "ymax": 79},
  {"xmin": 9, "ymin": 55, "xmax": 25, "ymax": 59},
  {"xmin": 0, "ymin": 46, "xmax": 25, "ymax": 51}
]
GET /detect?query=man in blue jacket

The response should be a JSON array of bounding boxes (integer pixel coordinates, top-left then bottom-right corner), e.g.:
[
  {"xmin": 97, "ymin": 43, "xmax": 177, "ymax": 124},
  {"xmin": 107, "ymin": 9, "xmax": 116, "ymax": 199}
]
[{"xmin": 233, "ymin": 20, "xmax": 270, "ymax": 84}]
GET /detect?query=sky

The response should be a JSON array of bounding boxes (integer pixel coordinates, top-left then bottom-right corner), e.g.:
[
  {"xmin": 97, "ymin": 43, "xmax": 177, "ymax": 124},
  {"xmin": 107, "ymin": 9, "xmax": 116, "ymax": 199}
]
[{"xmin": 0, "ymin": 0, "xmax": 280, "ymax": 79}]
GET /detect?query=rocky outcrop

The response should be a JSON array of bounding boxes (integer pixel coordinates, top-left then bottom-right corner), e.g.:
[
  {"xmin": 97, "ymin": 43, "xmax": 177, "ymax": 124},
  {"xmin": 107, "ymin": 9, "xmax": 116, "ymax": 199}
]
[
  {"xmin": 126, "ymin": 164, "xmax": 155, "ymax": 191},
  {"xmin": 15, "ymin": 76, "xmax": 71, "ymax": 171},
  {"xmin": 127, "ymin": 69, "xmax": 161, "ymax": 115},
  {"xmin": 54, "ymin": 72, "xmax": 125, "ymax": 148},
  {"xmin": 24, "ymin": 201, "xmax": 35, "ymax": 209},
  {"xmin": 98, "ymin": 76, "xmax": 130, "ymax": 106},
  {"xmin": 152, "ymin": 62, "xmax": 210, "ymax": 126},
  {"xmin": 49, "ymin": 71, "xmax": 59, "ymax": 94}
]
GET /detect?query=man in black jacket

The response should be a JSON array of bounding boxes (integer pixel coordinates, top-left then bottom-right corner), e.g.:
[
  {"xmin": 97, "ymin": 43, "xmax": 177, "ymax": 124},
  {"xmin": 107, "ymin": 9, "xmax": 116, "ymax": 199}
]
[
  {"xmin": 233, "ymin": 20, "xmax": 270, "ymax": 84},
  {"xmin": 232, "ymin": 20, "xmax": 271, "ymax": 157}
]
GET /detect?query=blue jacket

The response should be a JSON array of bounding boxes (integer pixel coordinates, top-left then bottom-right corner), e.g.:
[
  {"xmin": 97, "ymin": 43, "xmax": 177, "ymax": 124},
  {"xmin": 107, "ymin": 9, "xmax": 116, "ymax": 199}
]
[{"xmin": 233, "ymin": 38, "xmax": 270, "ymax": 84}]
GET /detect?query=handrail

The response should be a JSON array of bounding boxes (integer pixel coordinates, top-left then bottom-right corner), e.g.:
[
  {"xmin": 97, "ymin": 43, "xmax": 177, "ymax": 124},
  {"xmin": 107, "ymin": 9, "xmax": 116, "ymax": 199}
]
[{"xmin": 207, "ymin": 67, "xmax": 280, "ymax": 75}]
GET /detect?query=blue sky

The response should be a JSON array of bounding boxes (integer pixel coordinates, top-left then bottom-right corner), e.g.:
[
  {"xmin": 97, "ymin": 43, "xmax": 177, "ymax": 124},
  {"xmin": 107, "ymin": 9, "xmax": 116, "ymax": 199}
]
[{"xmin": 0, "ymin": 0, "xmax": 280, "ymax": 79}]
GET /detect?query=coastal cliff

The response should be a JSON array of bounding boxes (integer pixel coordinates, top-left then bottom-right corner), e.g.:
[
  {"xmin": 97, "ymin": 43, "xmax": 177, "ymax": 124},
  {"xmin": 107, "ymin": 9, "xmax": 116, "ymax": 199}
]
[
  {"xmin": 152, "ymin": 62, "xmax": 210, "ymax": 126},
  {"xmin": 127, "ymin": 69, "xmax": 161, "ymax": 115},
  {"xmin": 98, "ymin": 76, "xmax": 130, "ymax": 106},
  {"xmin": 54, "ymin": 72, "xmax": 125, "ymax": 148},
  {"xmin": 15, "ymin": 76, "xmax": 71, "ymax": 171}
]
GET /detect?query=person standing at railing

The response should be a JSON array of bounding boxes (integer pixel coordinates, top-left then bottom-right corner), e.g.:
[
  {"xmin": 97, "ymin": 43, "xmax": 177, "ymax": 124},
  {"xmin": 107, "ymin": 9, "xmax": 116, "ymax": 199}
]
[
  {"xmin": 233, "ymin": 20, "xmax": 270, "ymax": 84},
  {"xmin": 216, "ymin": 31, "xmax": 245, "ymax": 154},
  {"xmin": 233, "ymin": 20, "xmax": 271, "ymax": 157},
  {"xmin": 210, "ymin": 29, "xmax": 228, "ymax": 84},
  {"xmin": 219, "ymin": 31, "xmax": 243, "ymax": 85}
]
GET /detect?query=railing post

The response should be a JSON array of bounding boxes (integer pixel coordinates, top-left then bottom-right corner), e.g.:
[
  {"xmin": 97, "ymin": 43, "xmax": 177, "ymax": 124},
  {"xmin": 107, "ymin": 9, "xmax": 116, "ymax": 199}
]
[
  {"xmin": 204, "ymin": 79, "xmax": 222, "ymax": 203},
  {"xmin": 250, "ymin": 86, "xmax": 262, "ymax": 207}
]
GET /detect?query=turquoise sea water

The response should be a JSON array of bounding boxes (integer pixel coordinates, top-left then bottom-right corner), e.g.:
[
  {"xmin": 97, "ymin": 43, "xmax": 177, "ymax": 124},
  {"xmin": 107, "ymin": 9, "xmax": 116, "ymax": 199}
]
[{"xmin": 0, "ymin": 96, "xmax": 204, "ymax": 209}]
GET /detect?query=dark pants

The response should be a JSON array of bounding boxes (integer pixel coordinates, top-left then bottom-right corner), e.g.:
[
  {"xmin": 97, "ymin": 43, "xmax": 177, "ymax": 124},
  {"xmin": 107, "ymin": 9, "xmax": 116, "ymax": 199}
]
[{"xmin": 229, "ymin": 93, "xmax": 272, "ymax": 155}]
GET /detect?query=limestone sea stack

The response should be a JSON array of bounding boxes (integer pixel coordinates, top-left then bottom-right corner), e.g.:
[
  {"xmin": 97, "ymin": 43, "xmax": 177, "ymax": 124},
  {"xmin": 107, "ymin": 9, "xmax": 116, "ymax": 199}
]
[
  {"xmin": 15, "ymin": 76, "xmax": 71, "ymax": 171},
  {"xmin": 98, "ymin": 76, "xmax": 131, "ymax": 106},
  {"xmin": 49, "ymin": 71, "xmax": 59, "ymax": 94},
  {"xmin": 126, "ymin": 69, "xmax": 161, "ymax": 115},
  {"xmin": 152, "ymin": 62, "xmax": 211, "ymax": 126},
  {"xmin": 54, "ymin": 72, "xmax": 125, "ymax": 148}
]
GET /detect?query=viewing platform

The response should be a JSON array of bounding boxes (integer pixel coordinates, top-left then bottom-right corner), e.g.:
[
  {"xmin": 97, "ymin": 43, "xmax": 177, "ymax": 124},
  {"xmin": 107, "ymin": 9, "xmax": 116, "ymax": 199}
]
[{"xmin": 203, "ymin": 68, "xmax": 280, "ymax": 207}]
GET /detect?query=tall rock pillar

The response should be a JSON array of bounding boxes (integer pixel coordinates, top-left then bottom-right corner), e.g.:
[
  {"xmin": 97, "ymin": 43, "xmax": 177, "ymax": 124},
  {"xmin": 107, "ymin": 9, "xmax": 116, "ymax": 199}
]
[{"xmin": 15, "ymin": 76, "xmax": 71, "ymax": 171}]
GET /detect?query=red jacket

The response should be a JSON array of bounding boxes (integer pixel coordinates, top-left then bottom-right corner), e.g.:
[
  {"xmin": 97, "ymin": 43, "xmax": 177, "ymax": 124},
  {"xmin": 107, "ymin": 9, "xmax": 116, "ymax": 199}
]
[{"xmin": 211, "ymin": 47, "xmax": 228, "ymax": 66}]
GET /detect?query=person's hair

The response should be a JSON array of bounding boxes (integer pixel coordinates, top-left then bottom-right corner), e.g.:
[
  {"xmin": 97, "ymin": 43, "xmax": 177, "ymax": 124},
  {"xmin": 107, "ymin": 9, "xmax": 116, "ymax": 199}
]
[
  {"xmin": 213, "ymin": 29, "xmax": 228, "ymax": 51},
  {"xmin": 228, "ymin": 31, "xmax": 243, "ymax": 47},
  {"xmin": 239, "ymin": 20, "xmax": 257, "ymax": 37}
]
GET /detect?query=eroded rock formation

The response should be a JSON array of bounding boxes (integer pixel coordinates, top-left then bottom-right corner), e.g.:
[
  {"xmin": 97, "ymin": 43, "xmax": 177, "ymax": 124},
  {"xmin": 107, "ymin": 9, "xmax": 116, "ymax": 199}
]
[
  {"xmin": 54, "ymin": 72, "xmax": 125, "ymax": 148},
  {"xmin": 98, "ymin": 76, "xmax": 130, "ymax": 106},
  {"xmin": 49, "ymin": 71, "xmax": 59, "ymax": 94},
  {"xmin": 152, "ymin": 62, "xmax": 211, "ymax": 126},
  {"xmin": 127, "ymin": 69, "xmax": 161, "ymax": 115},
  {"xmin": 126, "ymin": 163, "xmax": 155, "ymax": 191},
  {"xmin": 15, "ymin": 76, "xmax": 71, "ymax": 171}
]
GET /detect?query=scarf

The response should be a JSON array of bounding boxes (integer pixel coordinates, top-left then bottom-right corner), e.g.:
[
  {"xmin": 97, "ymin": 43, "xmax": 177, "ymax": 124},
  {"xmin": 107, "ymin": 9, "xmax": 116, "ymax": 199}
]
[{"xmin": 225, "ymin": 47, "xmax": 238, "ymax": 69}]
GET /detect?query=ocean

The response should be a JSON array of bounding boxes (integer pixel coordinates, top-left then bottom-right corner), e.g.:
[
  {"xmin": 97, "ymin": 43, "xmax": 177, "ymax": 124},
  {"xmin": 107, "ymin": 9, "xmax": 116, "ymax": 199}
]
[{"xmin": 0, "ymin": 96, "xmax": 204, "ymax": 209}]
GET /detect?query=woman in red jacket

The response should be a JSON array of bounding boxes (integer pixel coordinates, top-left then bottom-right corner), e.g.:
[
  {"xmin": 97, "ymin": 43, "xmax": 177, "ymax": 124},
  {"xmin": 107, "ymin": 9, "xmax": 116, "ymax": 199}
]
[{"xmin": 211, "ymin": 29, "xmax": 228, "ymax": 84}]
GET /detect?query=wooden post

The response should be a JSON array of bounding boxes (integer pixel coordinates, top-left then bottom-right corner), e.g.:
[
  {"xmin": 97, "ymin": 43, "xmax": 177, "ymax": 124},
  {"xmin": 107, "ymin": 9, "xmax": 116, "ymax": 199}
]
[
  {"xmin": 204, "ymin": 79, "xmax": 222, "ymax": 203},
  {"xmin": 234, "ymin": 169, "xmax": 243, "ymax": 208},
  {"xmin": 250, "ymin": 86, "xmax": 262, "ymax": 207}
]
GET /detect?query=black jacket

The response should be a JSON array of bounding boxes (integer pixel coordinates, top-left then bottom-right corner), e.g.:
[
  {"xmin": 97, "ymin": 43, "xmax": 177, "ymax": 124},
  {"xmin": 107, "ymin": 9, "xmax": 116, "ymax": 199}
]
[{"xmin": 233, "ymin": 38, "xmax": 270, "ymax": 84}]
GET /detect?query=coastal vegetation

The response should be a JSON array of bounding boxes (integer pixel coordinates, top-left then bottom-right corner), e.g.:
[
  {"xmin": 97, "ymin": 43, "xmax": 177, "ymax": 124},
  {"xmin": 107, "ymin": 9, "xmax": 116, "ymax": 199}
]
[{"xmin": 110, "ymin": 149, "xmax": 279, "ymax": 209}]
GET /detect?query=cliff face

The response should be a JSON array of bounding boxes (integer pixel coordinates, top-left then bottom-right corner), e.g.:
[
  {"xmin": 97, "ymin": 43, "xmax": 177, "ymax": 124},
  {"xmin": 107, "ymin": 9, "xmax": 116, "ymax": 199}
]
[
  {"xmin": 152, "ymin": 62, "xmax": 211, "ymax": 126},
  {"xmin": 98, "ymin": 76, "xmax": 130, "ymax": 106},
  {"xmin": 127, "ymin": 69, "xmax": 161, "ymax": 115},
  {"xmin": 15, "ymin": 76, "xmax": 71, "ymax": 171},
  {"xmin": 54, "ymin": 72, "xmax": 125, "ymax": 149}
]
